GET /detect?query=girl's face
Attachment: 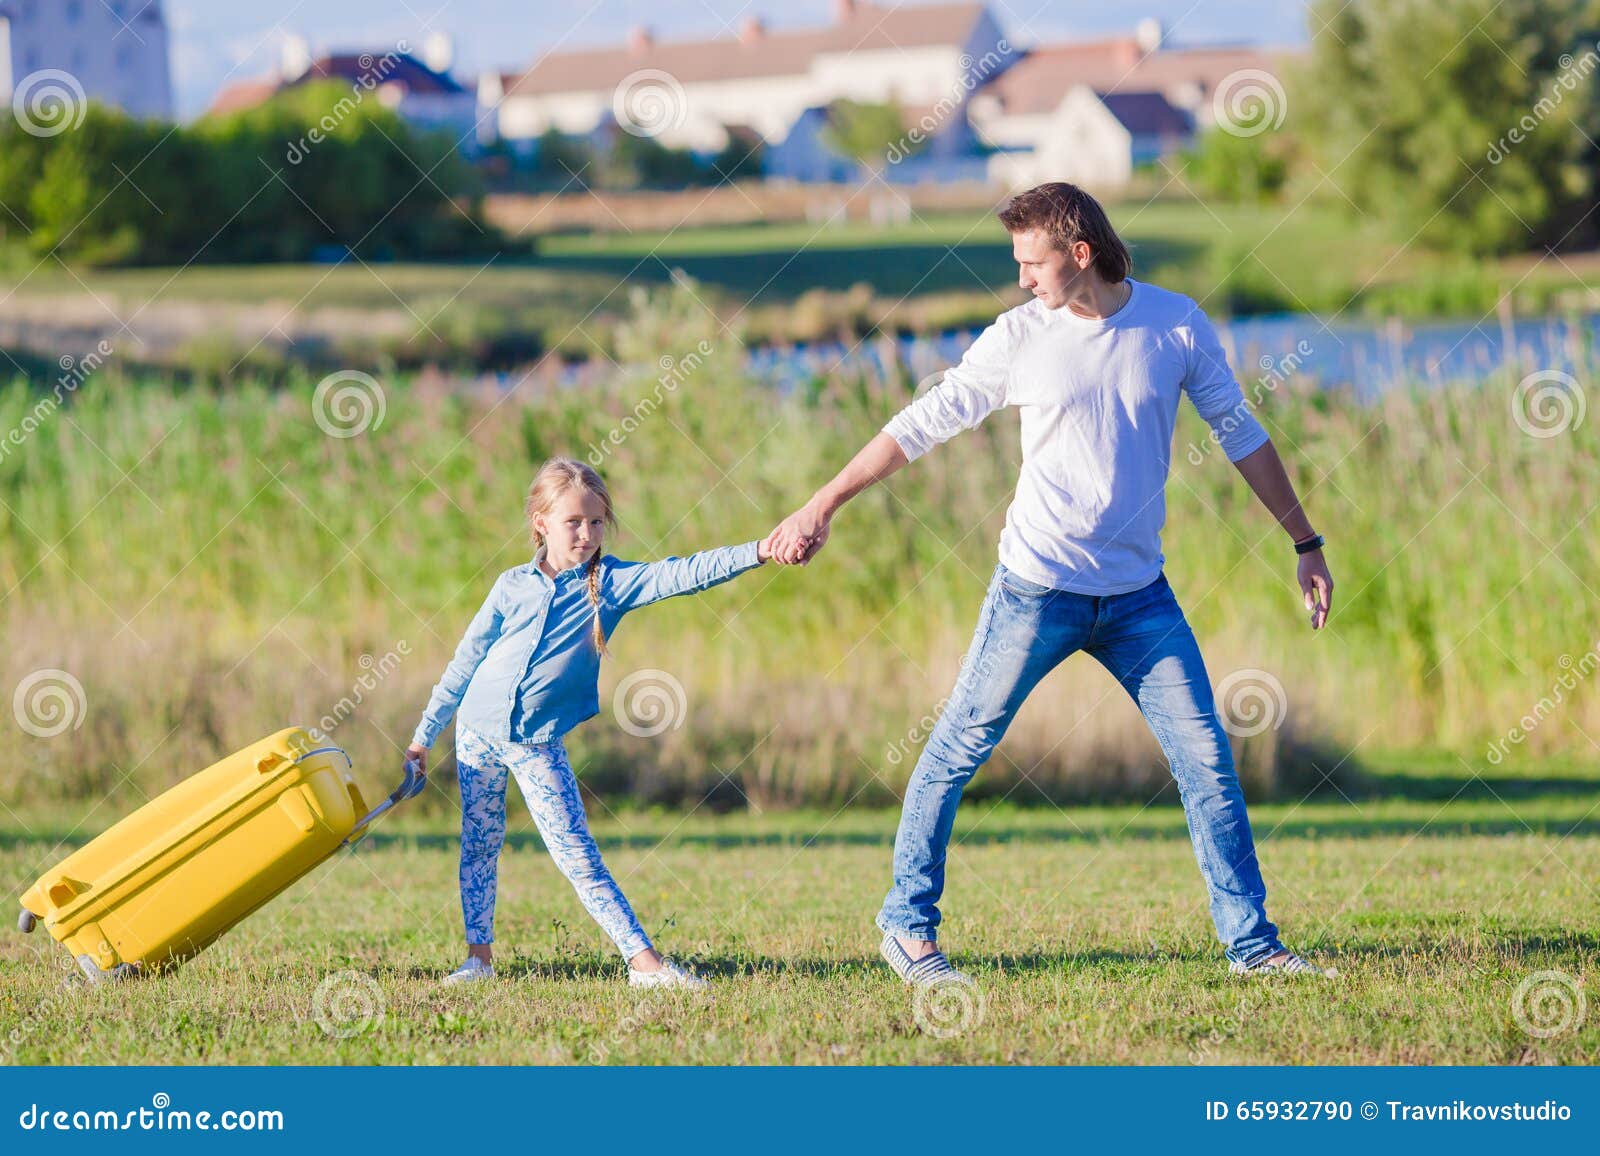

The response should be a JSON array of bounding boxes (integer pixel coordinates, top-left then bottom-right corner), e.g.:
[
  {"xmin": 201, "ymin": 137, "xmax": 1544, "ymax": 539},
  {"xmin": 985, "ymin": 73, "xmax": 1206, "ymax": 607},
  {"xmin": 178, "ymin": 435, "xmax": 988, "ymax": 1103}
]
[{"xmin": 534, "ymin": 487, "xmax": 608, "ymax": 572}]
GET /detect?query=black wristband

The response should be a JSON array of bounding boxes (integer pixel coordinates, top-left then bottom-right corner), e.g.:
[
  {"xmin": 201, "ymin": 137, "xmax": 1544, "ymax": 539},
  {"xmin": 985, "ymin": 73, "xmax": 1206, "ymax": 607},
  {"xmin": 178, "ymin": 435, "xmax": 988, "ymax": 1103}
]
[{"xmin": 1294, "ymin": 532, "xmax": 1325, "ymax": 555}]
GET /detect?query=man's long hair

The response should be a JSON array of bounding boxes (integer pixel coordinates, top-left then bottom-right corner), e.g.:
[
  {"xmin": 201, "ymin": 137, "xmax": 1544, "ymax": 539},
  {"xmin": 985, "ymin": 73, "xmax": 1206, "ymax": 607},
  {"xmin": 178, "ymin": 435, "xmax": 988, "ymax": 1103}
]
[{"xmin": 998, "ymin": 182, "xmax": 1132, "ymax": 283}]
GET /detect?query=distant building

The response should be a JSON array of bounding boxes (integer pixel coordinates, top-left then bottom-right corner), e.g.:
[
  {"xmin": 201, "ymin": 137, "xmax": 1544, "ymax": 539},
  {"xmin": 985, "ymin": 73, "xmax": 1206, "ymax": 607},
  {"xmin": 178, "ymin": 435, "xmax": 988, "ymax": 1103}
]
[
  {"xmin": 971, "ymin": 20, "xmax": 1295, "ymax": 189},
  {"xmin": 0, "ymin": 0, "xmax": 174, "ymax": 120},
  {"xmin": 208, "ymin": 34, "xmax": 478, "ymax": 144},
  {"xmin": 481, "ymin": 0, "xmax": 1014, "ymax": 178}
]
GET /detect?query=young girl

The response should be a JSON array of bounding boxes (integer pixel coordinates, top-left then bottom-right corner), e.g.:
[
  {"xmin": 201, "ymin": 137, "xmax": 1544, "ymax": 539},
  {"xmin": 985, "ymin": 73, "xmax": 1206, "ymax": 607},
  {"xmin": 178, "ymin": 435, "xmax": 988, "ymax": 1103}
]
[{"xmin": 406, "ymin": 458, "xmax": 771, "ymax": 988}]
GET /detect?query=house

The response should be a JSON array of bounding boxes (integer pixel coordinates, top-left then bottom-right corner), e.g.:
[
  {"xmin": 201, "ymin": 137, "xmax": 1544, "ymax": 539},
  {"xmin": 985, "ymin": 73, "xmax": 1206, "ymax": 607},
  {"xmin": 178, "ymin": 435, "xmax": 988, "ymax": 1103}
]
[
  {"xmin": 208, "ymin": 34, "xmax": 478, "ymax": 145},
  {"xmin": 481, "ymin": 0, "xmax": 1015, "ymax": 176},
  {"xmin": 984, "ymin": 85, "xmax": 1193, "ymax": 189},
  {"xmin": 0, "ymin": 0, "xmax": 173, "ymax": 121},
  {"xmin": 970, "ymin": 19, "xmax": 1297, "ymax": 189}
]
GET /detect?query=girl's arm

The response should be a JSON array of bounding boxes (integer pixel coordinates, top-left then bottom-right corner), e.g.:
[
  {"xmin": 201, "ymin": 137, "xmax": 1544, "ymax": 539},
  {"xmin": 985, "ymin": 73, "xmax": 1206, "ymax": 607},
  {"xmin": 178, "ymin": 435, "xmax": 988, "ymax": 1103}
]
[
  {"xmin": 410, "ymin": 573, "xmax": 508, "ymax": 751},
  {"xmin": 605, "ymin": 539, "xmax": 769, "ymax": 613}
]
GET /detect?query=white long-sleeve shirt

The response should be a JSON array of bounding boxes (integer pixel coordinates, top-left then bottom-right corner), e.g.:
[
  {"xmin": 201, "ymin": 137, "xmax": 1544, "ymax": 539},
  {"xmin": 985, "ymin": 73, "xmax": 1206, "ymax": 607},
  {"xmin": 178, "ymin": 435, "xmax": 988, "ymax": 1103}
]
[{"xmin": 882, "ymin": 278, "xmax": 1270, "ymax": 595}]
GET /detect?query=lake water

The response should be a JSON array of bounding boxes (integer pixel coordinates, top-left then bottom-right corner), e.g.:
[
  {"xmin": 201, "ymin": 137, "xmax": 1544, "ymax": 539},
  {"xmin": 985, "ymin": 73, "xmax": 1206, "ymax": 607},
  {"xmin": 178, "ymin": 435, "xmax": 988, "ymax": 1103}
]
[{"xmin": 742, "ymin": 311, "xmax": 1598, "ymax": 400}]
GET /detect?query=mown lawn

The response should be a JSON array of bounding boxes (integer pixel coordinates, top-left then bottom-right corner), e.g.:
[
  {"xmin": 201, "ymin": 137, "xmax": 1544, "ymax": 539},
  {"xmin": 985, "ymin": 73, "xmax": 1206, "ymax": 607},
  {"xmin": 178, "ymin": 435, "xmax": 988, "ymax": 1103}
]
[{"xmin": 3, "ymin": 758, "xmax": 1596, "ymax": 1065}]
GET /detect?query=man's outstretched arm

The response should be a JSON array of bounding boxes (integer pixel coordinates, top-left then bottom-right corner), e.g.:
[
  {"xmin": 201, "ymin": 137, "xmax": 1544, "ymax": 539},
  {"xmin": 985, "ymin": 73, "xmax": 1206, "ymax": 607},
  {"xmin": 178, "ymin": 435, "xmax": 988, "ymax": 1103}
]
[
  {"xmin": 1231, "ymin": 440, "xmax": 1334, "ymax": 630},
  {"xmin": 770, "ymin": 433, "xmax": 909, "ymax": 564}
]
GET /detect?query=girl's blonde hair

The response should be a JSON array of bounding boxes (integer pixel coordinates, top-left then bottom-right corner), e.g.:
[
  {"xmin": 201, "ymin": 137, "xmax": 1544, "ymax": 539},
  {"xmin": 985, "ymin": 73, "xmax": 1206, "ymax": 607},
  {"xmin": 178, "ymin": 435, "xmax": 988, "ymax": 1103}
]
[{"xmin": 524, "ymin": 458, "xmax": 617, "ymax": 654}]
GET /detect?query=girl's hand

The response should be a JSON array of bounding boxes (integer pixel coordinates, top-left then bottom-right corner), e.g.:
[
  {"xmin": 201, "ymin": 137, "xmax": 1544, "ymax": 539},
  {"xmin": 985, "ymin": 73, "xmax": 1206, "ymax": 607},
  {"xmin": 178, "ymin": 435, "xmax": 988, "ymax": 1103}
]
[
  {"xmin": 405, "ymin": 742, "xmax": 428, "ymax": 779},
  {"xmin": 757, "ymin": 533, "xmax": 774, "ymax": 563}
]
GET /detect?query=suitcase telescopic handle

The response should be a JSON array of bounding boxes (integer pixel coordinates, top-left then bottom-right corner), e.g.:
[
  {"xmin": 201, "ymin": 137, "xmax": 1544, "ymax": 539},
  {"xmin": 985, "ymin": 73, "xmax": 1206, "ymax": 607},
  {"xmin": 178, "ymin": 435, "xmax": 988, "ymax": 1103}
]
[{"xmin": 341, "ymin": 757, "xmax": 427, "ymax": 848}]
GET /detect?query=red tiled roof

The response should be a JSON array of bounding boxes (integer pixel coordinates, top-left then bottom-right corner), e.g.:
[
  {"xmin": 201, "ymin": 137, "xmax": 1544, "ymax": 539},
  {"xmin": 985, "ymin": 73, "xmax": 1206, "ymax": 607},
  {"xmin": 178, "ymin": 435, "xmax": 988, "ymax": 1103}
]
[
  {"xmin": 503, "ymin": 1, "xmax": 988, "ymax": 97},
  {"xmin": 206, "ymin": 78, "xmax": 280, "ymax": 116},
  {"xmin": 985, "ymin": 40, "xmax": 1294, "ymax": 117}
]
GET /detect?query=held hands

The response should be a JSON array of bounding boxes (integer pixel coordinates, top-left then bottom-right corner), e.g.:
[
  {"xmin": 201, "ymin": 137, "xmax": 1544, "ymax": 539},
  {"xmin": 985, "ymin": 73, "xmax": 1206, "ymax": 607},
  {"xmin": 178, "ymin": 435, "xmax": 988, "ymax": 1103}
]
[
  {"xmin": 766, "ymin": 499, "xmax": 832, "ymax": 566},
  {"xmin": 1298, "ymin": 549, "xmax": 1333, "ymax": 630}
]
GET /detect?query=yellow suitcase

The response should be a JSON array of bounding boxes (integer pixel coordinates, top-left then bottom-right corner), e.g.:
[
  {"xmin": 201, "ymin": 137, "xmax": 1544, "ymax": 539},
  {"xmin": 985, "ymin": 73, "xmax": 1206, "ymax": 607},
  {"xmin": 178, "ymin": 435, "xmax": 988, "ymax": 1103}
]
[{"xmin": 16, "ymin": 726, "xmax": 423, "ymax": 983}]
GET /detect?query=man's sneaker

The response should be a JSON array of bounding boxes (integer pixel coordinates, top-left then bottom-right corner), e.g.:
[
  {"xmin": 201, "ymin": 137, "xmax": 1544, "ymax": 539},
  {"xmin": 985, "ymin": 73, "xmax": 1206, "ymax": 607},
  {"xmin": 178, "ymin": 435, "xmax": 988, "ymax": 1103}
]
[
  {"xmin": 1229, "ymin": 948, "xmax": 1337, "ymax": 978},
  {"xmin": 443, "ymin": 956, "xmax": 494, "ymax": 985},
  {"xmin": 879, "ymin": 933, "xmax": 974, "ymax": 988},
  {"xmin": 628, "ymin": 958, "xmax": 709, "ymax": 990}
]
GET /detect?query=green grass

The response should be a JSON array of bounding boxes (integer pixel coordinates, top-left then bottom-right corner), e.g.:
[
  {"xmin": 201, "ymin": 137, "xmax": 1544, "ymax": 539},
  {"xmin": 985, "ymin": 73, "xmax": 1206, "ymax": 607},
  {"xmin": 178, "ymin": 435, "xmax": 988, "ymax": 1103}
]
[{"xmin": 3, "ymin": 757, "xmax": 1597, "ymax": 1064}]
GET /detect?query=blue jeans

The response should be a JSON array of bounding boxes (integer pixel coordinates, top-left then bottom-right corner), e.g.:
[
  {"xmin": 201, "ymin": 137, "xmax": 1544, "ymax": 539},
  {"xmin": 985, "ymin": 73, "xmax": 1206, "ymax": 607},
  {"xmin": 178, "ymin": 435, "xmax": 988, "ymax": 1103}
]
[{"xmin": 875, "ymin": 562, "xmax": 1283, "ymax": 966}]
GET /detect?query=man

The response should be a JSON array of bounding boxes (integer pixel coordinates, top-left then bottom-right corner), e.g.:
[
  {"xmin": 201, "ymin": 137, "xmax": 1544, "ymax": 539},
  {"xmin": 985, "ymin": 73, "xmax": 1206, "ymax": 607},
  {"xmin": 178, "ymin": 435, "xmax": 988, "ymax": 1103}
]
[{"xmin": 768, "ymin": 182, "xmax": 1335, "ymax": 984}]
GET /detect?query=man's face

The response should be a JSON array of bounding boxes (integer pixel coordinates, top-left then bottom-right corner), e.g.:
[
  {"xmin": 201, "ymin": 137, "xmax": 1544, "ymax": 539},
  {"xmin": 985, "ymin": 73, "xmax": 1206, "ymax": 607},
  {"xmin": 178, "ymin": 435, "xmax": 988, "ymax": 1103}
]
[{"xmin": 1012, "ymin": 227, "xmax": 1082, "ymax": 309}]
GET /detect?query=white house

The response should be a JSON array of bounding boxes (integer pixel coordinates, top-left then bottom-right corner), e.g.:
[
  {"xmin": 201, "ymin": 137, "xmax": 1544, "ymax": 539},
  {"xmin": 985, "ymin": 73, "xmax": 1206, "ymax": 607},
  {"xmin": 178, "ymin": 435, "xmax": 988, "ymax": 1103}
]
[
  {"xmin": 0, "ymin": 0, "xmax": 173, "ymax": 121},
  {"xmin": 481, "ymin": 0, "xmax": 1015, "ymax": 171},
  {"xmin": 984, "ymin": 85, "xmax": 1192, "ymax": 190},
  {"xmin": 971, "ymin": 20, "xmax": 1296, "ymax": 190}
]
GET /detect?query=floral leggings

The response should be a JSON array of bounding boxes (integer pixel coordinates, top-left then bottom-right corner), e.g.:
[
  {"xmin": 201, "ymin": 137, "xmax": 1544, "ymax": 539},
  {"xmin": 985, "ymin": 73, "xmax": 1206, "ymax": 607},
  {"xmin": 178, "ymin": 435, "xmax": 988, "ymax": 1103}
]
[{"xmin": 455, "ymin": 724, "xmax": 652, "ymax": 960}]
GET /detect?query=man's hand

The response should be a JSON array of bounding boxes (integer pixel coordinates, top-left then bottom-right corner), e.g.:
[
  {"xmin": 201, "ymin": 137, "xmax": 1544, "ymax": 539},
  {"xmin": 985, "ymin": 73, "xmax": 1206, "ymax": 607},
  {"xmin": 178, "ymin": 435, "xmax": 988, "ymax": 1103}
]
[
  {"xmin": 769, "ymin": 500, "xmax": 832, "ymax": 566},
  {"xmin": 1298, "ymin": 549, "xmax": 1333, "ymax": 630}
]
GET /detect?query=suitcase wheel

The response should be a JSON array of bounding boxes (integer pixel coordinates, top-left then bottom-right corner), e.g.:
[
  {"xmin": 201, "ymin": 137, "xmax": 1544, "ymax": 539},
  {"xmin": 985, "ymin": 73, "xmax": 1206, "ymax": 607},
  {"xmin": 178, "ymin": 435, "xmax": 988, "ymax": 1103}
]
[{"xmin": 17, "ymin": 909, "xmax": 36, "ymax": 934}]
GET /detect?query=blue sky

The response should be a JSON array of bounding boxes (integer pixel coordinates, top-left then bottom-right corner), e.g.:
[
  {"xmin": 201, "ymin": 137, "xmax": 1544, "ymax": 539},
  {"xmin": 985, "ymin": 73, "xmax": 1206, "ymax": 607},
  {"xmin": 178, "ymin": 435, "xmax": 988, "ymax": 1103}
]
[{"xmin": 168, "ymin": 1, "xmax": 1312, "ymax": 119}]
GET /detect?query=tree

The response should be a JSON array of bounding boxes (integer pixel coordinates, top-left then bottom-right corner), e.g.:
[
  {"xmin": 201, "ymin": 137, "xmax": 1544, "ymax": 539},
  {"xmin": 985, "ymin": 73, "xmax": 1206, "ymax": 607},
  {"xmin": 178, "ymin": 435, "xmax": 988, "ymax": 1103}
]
[
  {"xmin": 820, "ymin": 99, "xmax": 914, "ymax": 174},
  {"xmin": 1297, "ymin": 0, "xmax": 1600, "ymax": 255}
]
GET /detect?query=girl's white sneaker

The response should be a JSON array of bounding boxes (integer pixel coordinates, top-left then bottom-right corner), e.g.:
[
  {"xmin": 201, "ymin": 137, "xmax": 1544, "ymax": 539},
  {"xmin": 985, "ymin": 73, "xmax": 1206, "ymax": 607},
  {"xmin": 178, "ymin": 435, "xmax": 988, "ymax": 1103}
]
[
  {"xmin": 627, "ymin": 958, "xmax": 708, "ymax": 990},
  {"xmin": 443, "ymin": 956, "xmax": 494, "ymax": 985}
]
